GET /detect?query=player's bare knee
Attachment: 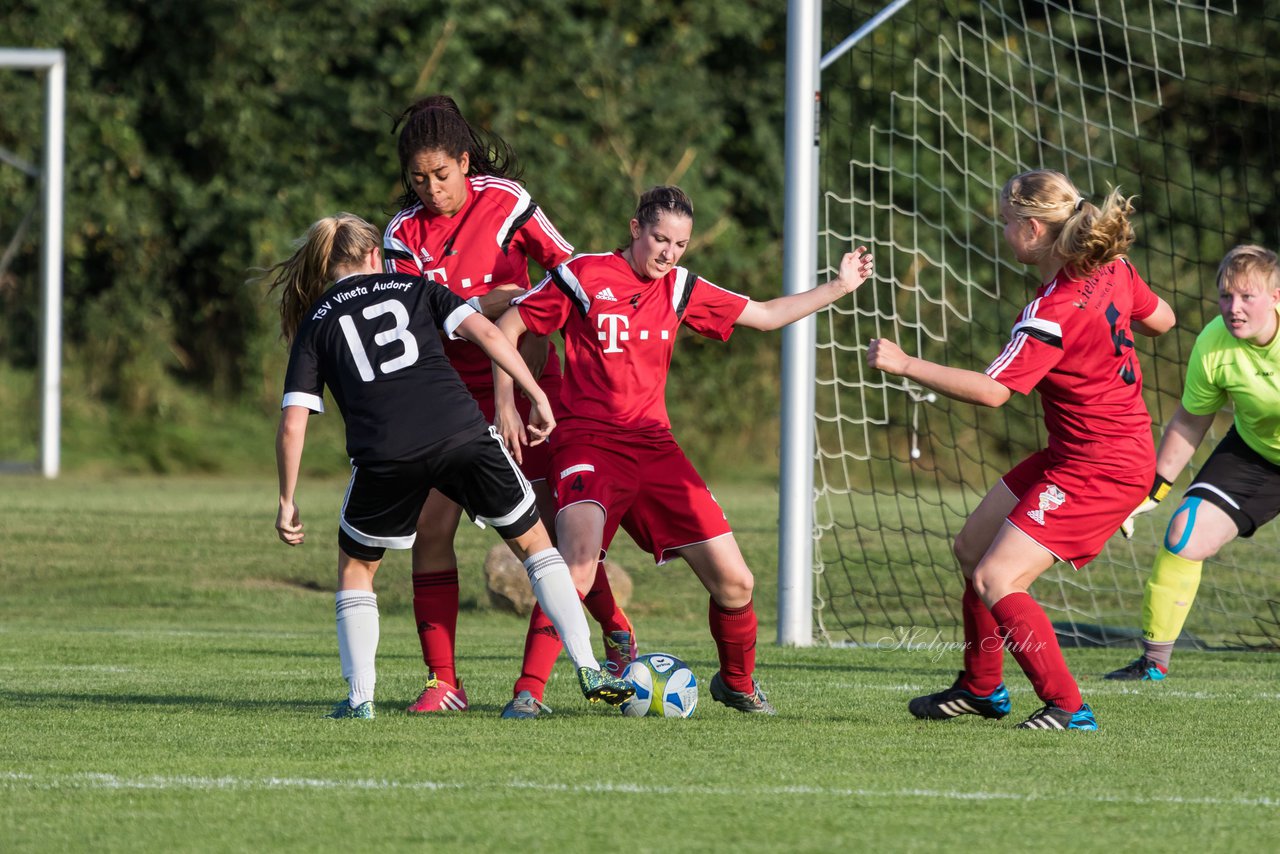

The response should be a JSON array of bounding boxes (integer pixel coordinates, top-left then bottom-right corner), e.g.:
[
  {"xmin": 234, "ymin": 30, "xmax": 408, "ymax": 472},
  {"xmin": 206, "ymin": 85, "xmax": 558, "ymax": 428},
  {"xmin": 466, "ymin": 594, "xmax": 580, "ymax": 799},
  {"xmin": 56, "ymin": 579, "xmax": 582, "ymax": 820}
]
[
  {"xmin": 567, "ymin": 559, "xmax": 597, "ymax": 591},
  {"xmin": 969, "ymin": 568, "xmax": 1009, "ymax": 606},
  {"xmin": 415, "ymin": 512, "xmax": 460, "ymax": 545},
  {"xmin": 338, "ymin": 540, "xmax": 381, "ymax": 588},
  {"xmin": 411, "ymin": 539, "xmax": 458, "ymax": 573},
  {"xmin": 495, "ymin": 502, "xmax": 545, "ymax": 557},
  {"xmin": 1163, "ymin": 497, "xmax": 1218, "ymax": 560},
  {"xmin": 502, "ymin": 521, "xmax": 553, "ymax": 563},
  {"xmin": 710, "ymin": 569, "xmax": 753, "ymax": 607}
]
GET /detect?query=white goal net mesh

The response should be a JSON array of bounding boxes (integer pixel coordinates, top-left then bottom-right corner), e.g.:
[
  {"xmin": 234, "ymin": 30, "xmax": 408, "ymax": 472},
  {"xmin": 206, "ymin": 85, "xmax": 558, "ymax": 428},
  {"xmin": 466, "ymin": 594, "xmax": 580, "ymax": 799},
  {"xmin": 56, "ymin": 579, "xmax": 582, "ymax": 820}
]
[{"xmin": 814, "ymin": 0, "xmax": 1280, "ymax": 647}]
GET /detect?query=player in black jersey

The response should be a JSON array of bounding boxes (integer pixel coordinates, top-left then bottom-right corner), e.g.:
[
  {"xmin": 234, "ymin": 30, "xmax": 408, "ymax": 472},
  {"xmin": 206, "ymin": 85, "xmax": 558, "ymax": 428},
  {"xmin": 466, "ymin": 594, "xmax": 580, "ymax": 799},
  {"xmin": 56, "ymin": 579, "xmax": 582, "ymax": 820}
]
[{"xmin": 264, "ymin": 212, "xmax": 632, "ymax": 718}]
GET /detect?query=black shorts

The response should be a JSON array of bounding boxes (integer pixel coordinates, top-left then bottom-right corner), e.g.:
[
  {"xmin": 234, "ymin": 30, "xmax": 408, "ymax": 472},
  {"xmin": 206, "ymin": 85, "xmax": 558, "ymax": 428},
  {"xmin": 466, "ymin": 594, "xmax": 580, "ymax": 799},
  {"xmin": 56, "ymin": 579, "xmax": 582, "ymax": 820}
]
[
  {"xmin": 1185, "ymin": 427, "xmax": 1280, "ymax": 538},
  {"xmin": 338, "ymin": 426, "xmax": 540, "ymax": 561}
]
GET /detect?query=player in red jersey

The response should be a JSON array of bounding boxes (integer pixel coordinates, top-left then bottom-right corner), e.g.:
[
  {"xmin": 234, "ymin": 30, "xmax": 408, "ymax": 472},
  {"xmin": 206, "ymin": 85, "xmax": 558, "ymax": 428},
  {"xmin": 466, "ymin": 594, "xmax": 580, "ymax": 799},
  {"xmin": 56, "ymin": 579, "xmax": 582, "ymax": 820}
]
[
  {"xmin": 383, "ymin": 96, "xmax": 635, "ymax": 717},
  {"xmin": 868, "ymin": 169, "xmax": 1176, "ymax": 730},
  {"xmin": 493, "ymin": 185, "xmax": 875, "ymax": 714},
  {"xmin": 265, "ymin": 213, "xmax": 632, "ymax": 718}
]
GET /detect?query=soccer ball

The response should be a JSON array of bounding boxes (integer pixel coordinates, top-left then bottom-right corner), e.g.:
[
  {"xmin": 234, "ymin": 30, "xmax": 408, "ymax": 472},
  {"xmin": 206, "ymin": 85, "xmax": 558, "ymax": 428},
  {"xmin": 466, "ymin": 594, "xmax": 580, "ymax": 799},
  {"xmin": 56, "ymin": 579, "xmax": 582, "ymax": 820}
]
[{"xmin": 620, "ymin": 653, "xmax": 698, "ymax": 718}]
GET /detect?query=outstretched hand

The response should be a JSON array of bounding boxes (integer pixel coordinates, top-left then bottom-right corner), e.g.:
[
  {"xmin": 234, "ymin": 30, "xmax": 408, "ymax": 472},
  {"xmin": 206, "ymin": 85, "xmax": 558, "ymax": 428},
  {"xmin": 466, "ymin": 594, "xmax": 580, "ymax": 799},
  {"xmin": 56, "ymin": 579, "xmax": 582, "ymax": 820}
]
[
  {"xmin": 866, "ymin": 337, "xmax": 911, "ymax": 376},
  {"xmin": 835, "ymin": 247, "xmax": 875, "ymax": 294}
]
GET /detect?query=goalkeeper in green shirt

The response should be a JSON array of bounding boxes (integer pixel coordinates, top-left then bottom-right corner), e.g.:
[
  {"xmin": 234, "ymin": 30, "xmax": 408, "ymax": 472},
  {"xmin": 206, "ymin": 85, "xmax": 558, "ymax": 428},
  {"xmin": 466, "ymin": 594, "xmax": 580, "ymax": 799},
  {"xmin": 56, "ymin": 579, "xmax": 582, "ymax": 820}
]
[{"xmin": 1108, "ymin": 244, "xmax": 1280, "ymax": 680}]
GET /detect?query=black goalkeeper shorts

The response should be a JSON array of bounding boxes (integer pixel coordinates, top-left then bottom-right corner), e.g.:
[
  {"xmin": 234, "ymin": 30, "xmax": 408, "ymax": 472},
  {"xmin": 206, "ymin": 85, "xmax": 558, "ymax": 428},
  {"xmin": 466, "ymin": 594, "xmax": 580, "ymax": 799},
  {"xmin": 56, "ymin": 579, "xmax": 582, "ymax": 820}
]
[{"xmin": 1185, "ymin": 427, "xmax": 1280, "ymax": 538}]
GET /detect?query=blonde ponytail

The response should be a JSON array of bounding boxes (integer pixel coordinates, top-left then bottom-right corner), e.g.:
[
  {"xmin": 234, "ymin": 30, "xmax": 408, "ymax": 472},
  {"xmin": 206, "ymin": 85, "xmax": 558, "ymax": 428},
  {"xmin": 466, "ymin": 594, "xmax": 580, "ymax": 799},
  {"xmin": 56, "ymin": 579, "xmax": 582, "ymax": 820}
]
[
  {"xmin": 1002, "ymin": 170, "xmax": 1135, "ymax": 277},
  {"xmin": 260, "ymin": 213, "xmax": 381, "ymax": 341}
]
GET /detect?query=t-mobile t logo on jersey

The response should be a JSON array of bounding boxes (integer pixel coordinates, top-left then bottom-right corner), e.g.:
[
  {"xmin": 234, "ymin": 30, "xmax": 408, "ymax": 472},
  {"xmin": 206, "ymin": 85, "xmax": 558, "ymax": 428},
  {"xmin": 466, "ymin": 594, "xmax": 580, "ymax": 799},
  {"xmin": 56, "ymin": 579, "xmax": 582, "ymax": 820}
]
[
  {"xmin": 420, "ymin": 267, "xmax": 493, "ymax": 289},
  {"xmin": 597, "ymin": 313, "xmax": 631, "ymax": 353}
]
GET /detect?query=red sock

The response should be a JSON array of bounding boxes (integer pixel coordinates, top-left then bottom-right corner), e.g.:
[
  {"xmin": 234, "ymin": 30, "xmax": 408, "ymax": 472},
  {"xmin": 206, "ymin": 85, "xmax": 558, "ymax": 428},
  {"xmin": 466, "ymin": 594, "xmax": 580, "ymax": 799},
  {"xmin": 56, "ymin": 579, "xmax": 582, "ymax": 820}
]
[
  {"xmin": 958, "ymin": 579, "xmax": 1004, "ymax": 694},
  {"xmin": 582, "ymin": 560, "xmax": 630, "ymax": 634},
  {"xmin": 412, "ymin": 569, "xmax": 459, "ymax": 687},
  {"xmin": 708, "ymin": 598, "xmax": 758, "ymax": 693},
  {"xmin": 990, "ymin": 591, "xmax": 1082, "ymax": 712},
  {"xmin": 513, "ymin": 605, "xmax": 562, "ymax": 700}
]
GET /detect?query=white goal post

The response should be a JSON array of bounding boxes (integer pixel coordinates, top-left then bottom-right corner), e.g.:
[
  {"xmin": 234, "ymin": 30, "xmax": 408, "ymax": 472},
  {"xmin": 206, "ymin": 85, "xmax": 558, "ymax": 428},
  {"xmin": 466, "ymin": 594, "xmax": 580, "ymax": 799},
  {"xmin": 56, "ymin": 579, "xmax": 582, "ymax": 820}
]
[
  {"xmin": 0, "ymin": 48, "xmax": 66, "ymax": 478},
  {"xmin": 779, "ymin": 0, "xmax": 912, "ymax": 646}
]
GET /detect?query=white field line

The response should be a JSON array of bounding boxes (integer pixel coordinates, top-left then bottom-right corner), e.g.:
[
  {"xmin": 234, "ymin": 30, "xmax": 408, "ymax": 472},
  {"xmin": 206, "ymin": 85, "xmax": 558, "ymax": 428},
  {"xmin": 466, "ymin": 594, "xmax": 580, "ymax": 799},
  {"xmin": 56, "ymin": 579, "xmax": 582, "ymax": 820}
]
[
  {"xmin": 0, "ymin": 664, "xmax": 315, "ymax": 679},
  {"xmin": 1, "ymin": 771, "xmax": 1276, "ymax": 808},
  {"xmin": 0, "ymin": 664, "xmax": 136, "ymax": 673},
  {"xmin": 0, "ymin": 626, "xmax": 318, "ymax": 639}
]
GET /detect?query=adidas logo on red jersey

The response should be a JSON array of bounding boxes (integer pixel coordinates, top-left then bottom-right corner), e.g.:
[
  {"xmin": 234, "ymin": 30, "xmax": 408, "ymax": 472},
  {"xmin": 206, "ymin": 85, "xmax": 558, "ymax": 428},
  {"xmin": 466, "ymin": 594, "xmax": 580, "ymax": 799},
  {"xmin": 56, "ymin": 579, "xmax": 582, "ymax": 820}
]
[{"xmin": 596, "ymin": 287, "xmax": 619, "ymax": 301}]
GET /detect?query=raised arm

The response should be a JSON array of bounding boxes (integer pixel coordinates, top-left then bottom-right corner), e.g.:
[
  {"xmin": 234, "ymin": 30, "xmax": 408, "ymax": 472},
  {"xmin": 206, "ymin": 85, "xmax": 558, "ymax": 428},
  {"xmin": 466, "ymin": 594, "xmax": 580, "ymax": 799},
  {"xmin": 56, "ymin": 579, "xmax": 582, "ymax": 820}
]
[
  {"xmin": 735, "ymin": 248, "xmax": 874, "ymax": 331},
  {"xmin": 867, "ymin": 338, "xmax": 1013, "ymax": 408},
  {"xmin": 275, "ymin": 405, "xmax": 310, "ymax": 546},
  {"xmin": 1133, "ymin": 296, "xmax": 1176, "ymax": 337}
]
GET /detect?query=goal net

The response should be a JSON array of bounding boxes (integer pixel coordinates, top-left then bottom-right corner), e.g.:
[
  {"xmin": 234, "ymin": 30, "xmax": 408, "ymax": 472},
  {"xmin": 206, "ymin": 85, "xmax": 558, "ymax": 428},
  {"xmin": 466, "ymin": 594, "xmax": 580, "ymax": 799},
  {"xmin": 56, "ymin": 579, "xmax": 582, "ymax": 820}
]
[{"xmin": 812, "ymin": 1, "xmax": 1280, "ymax": 648}]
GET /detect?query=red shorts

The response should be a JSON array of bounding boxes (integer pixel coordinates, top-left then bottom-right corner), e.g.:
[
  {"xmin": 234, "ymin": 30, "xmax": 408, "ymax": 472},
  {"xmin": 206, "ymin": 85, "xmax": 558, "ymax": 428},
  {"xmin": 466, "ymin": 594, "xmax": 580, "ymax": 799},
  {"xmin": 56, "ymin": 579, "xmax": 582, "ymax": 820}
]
[
  {"xmin": 468, "ymin": 372, "xmax": 563, "ymax": 482},
  {"xmin": 550, "ymin": 433, "xmax": 731, "ymax": 564},
  {"xmin": 1001, "ymin": 446, "xmax": 1152, "ymax": 569}
]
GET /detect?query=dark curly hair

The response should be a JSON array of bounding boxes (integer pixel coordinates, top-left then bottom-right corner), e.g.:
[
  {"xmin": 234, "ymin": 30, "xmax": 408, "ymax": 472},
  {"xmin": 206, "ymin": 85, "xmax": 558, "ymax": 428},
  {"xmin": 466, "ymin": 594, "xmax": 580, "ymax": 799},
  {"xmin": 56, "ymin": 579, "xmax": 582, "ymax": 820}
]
[{"xmin": 392, "ymin": 95, "xmax": 523, "ymax": 211}]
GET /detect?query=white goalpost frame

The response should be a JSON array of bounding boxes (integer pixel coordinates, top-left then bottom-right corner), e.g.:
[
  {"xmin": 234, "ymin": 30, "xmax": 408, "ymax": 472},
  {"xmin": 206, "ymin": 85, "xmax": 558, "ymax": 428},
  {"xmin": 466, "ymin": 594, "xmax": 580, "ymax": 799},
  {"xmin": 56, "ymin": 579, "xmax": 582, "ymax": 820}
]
[
  {"xmin": 0, "ymin": 48, "xmax": 66, "ymax": 478},
  {"xmin": 778, "ymin": 1, "xmax": 913, "ymax": 646}
]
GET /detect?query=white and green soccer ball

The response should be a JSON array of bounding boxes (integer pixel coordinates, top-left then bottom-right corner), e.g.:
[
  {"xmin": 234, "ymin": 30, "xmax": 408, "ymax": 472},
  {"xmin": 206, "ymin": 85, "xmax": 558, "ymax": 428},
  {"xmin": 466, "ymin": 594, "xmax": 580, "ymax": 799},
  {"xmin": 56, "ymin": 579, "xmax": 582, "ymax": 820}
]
[{"xmin": 620, "ymin": 653, "xmax": 698, "ymax": 718}]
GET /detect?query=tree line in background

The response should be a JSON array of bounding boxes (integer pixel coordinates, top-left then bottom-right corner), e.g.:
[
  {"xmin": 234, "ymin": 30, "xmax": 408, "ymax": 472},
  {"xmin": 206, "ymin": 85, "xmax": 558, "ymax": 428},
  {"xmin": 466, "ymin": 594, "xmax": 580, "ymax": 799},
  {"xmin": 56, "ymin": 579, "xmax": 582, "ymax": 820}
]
[
  {"xmin": 2, "ymin": 1, "xmax": 1277, "ymax": 475},
  {"xmin": 0, "ymin": 0, "xmax": 789, "ymax": 474}
]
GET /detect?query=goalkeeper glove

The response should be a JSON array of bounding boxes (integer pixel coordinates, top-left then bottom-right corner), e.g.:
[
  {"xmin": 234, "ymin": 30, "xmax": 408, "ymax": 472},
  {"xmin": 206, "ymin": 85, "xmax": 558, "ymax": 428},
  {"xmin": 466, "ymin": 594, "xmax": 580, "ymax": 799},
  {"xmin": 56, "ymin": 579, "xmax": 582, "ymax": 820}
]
[{"xmin": 1120, "ymin": 474, "xmax": 1173, "ymax": 539}]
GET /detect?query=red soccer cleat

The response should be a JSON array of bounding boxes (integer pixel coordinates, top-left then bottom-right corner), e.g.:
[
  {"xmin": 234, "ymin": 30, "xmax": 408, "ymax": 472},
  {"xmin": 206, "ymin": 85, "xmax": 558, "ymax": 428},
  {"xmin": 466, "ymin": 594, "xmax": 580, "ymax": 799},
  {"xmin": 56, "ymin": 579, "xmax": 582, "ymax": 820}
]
[{"xmin": 406, "ymin": 674, "xmax": 468, "ymax": 713}]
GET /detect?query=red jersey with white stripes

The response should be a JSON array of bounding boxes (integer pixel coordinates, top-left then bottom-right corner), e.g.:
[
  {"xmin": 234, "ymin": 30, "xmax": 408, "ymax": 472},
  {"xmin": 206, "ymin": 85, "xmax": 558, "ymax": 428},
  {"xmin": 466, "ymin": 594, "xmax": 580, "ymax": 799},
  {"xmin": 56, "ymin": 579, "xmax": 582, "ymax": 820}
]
[
  {"xmin": 514, "ymin": 251, "xmax": 748, "ymax": 440},
  {"xmin": 985, "ymin": 258, "xmax": 1160, "ymax": 455},
  {"xmin": 383, "ymin": 175, "xmax": 573, "ymax": 387}
]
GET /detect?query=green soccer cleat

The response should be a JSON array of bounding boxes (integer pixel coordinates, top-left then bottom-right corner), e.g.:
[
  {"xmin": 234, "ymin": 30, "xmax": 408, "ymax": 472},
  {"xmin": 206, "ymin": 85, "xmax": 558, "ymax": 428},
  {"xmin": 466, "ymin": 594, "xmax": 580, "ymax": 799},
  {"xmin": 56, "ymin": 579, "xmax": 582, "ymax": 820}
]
[
  {"xmin": 709, "ymin": 672, "xmax": 777, "ymax": 715},
  {"xmin": 325, "ymin": 699, "xmax": 375, "ymax": 719},
  {"xmin": 500, "ymin": 690, "xmax": 553, "ymax": 719},
  {"xmin": 577, "ymin": 666, "xmax": 635, "ymax": 705}
]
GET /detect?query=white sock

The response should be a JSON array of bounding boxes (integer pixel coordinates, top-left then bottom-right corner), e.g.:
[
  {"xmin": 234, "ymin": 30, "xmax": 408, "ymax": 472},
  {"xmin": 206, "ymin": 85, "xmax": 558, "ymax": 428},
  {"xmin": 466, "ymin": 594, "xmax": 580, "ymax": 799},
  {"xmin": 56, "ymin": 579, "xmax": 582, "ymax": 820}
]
[
  {"xmin": 523, "ymin": 548, "xmax": 598, "ymax": 670},
  {"xmin": 335, "ymin": 589, "xmax": 379, "ymax": 706}
]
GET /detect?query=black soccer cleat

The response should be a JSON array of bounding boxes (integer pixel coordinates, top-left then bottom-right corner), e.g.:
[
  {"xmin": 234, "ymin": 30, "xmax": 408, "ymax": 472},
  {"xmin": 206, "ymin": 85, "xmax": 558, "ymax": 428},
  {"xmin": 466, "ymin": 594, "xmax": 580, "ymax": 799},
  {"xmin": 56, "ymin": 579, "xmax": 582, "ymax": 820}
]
[
  {"xmin": 709, "ymin": 672, "xmax": 777, "ymax": 715},
  {"xmin": 1104, "ymin": 656, "xmax": 1167, "ymax": 681},
  {"xmin": 909, "ymin": 672, "xmax": 1011, "ymax": 720},
  {"xmin": 1015, "ymin": 702, "xmax": 1098, "ymax": 730}
]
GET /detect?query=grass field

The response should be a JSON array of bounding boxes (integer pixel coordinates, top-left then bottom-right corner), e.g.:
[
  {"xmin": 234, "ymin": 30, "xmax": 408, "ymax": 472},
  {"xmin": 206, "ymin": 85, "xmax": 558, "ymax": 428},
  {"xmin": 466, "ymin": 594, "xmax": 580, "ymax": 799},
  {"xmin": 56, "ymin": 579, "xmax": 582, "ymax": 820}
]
[{"xmin": 2, "ymin": 476, "xmax": 1278, "ymax": 852}]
